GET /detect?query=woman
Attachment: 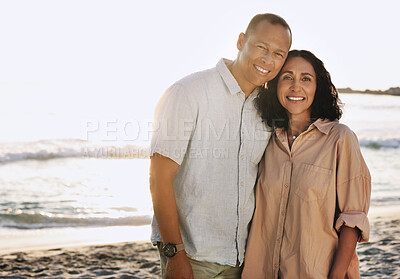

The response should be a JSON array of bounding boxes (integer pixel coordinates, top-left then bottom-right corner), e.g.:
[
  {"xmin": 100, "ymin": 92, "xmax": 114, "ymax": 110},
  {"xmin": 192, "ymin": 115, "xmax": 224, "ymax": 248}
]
[{"xmin": 242, "ymin": 50, "xmax": 371, "ymax": 279}]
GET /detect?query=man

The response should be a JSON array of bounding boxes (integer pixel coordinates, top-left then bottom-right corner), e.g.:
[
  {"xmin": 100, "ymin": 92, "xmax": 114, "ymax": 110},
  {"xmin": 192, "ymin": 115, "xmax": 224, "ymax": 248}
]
[{"xmin": 150, "ymin": 13, "xmax": 292, "ymax": 278}]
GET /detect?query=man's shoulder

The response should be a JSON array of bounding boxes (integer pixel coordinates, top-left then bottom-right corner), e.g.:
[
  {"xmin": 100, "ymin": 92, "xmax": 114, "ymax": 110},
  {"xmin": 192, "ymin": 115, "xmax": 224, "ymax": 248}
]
[{"xmin": 174, "ymin": 65, "xmax": 219, "ymax": 90}]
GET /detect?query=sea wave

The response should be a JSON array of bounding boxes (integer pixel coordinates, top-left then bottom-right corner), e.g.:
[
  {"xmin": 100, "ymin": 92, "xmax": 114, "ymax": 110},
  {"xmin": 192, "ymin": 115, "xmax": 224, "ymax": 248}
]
[
  {"xmin": 0, "ymin": 139, "xmax": 150, "ymax": 164},
  {"xmin": 371, "ymin": 196, "xmax": 400, "ymax": 207},
  {"xmin": 0, "ymin": 136, "xmax": 398, "ymax": 165},
  {"xmin": 0, "ymin": 213, "xmax": 152, "ymax": 229},
  {"xmin": 359, "ymin": 138, "xmax": 400, "ymax": 149}
]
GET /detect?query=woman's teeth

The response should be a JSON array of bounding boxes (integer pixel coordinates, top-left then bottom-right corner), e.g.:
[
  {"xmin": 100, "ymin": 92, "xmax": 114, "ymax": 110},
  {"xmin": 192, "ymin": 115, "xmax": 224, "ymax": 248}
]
[{"xmin": 287, "ymin": 97, "xmax": 305, "ymax": 101}]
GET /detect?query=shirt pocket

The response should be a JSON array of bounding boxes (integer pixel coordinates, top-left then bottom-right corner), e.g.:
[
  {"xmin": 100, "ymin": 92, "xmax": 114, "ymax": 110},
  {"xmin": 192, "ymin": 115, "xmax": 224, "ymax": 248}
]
[
  {"xmin": 250, "ymin": 128, "xmax": 271, "ymax": 164},
  {"xmin": 292, "ymin": 163, "xmax": 332, "ymax": 202}
]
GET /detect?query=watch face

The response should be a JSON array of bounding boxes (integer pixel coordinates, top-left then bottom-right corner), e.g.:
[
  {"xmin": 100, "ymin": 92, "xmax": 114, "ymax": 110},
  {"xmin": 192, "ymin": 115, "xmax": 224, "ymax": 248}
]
[{"xmin": 163, "ymin": 243, "xmax": 177, "ymax": 257}]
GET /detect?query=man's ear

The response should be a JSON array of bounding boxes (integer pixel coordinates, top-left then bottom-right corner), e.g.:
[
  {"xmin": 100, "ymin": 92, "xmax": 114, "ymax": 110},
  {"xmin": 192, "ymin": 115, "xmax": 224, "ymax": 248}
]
[{"xmin": 237, "ymin": 32, "xmax": 245, "ymax": 51}]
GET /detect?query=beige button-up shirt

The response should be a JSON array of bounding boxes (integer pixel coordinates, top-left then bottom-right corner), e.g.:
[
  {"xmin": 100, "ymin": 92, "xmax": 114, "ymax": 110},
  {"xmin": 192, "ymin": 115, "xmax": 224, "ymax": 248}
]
[
  {"xmin": 150, "ymin": 59, "xmax": 271, "ymax": 266},
  {"xmin": 242, "ymin": 119, "xmax": 371, "ymax": 279}
]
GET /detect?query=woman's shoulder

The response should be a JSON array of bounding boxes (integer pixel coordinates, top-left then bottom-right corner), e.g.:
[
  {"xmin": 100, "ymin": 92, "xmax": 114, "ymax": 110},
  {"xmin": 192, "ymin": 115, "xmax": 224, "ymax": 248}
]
[
  {"xmin": 313, "ymin": 119, "xmax": 352, "ymax": 136},
  {"xmin": 327, "ymin": 121, "xmax": 360, "ymax": 144},
  {"xmin": 330, "ymin": 121, "xmax": 353, "ymax": 134},
  {"xmin": 313, "ymin": 119, "xmax": 358, "ymax": 142}
]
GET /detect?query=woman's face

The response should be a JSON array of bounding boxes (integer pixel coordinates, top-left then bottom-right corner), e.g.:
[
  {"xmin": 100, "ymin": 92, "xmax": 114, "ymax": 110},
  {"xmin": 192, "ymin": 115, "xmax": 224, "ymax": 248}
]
[{"xmin": 277, "ymin": 56, "xmax": 317, "ymax": 120}]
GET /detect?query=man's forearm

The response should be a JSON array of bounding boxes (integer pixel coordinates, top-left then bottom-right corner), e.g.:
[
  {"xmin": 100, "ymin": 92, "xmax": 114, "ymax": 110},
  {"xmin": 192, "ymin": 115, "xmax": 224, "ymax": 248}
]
[
  {"xmin": 149, "ymin": 154, "xmax": 194, "ymax": 279},
  {"xmin": 149, "ymin": 154, "xmax": 183, "ymax": 244},
  {"xmin": 151, "ymin": 180, "xmax": 183, "ymax": 244}
]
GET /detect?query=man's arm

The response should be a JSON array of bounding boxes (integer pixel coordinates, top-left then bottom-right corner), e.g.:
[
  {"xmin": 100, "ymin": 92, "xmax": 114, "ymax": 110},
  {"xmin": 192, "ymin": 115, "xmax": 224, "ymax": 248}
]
[
  {"xmin": 328, "ymin": 226, "xmax": 360, "ymax": 279},
  {"xmin": 149, "ymin": 153, "xmax": 193, "ymax": 279}
]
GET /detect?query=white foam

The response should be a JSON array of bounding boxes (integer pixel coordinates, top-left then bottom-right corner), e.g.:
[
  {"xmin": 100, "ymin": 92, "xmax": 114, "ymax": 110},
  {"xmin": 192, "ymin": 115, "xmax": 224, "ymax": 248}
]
[
  {"xmin": 359, "ymin": 137, "xmax": 400, "ymax": 148},
  {"xmin": 0, "ymin": 139, "xmax": 150, "ymax": 163},
  {"xmin": 0, "ymin": 213, "xmax": 152, "ymax": 230}
]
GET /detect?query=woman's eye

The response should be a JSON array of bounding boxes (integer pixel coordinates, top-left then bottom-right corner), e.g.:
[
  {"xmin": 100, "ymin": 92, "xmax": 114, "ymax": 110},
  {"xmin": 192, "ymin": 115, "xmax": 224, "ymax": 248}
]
[
  {"xmin": 302, "ymin": 77, "xmax": 311, "ymax": 81},
  {"xmin": 282, "ymin": 76, "xmax": 293, "ymax": 80}
]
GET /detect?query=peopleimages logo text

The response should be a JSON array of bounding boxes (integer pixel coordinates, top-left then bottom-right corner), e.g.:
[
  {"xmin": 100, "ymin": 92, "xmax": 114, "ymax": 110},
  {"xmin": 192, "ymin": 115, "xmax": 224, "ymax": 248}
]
[{"xmin": 84, "ymin": 118, "xmax": 274, "ymax": 142}]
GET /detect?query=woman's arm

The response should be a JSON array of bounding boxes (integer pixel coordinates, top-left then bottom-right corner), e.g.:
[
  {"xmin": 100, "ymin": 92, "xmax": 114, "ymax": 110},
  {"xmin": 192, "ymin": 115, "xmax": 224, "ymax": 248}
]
[
  {"xmin": 330, "ymin": 126, "xmax": 371, "ymax": 278},
  {"xmin": 328, "ymin": 226, "xmax": 360, "ymax": 279}
]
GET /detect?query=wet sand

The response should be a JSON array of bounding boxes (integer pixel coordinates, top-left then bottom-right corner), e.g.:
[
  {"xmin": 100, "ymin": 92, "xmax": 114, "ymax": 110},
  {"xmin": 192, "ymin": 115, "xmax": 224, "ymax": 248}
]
[{"xmin": 358, "ymin": 212, "xmax": 400, "ymax": 278}]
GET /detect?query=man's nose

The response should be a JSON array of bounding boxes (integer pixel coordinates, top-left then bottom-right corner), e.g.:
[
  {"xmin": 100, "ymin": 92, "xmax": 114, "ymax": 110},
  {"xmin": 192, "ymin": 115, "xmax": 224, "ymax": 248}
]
[{"xmin": 261, "ymin": 52, "xmax": 273, "ymax": 65}]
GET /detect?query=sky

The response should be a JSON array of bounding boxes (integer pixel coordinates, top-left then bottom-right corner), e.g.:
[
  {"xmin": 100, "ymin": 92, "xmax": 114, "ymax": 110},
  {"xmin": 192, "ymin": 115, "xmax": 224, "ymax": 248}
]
[{"xmin": 0, "ymin": 0, "xmax": 399, "ymax": 140}]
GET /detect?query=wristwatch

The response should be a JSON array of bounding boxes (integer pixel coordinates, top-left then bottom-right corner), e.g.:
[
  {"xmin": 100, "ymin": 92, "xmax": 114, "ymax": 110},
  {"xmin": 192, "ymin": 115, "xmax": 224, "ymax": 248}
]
[{"xmin": 162, "ymin": 243, "xmax": 185, "ymax": 257}]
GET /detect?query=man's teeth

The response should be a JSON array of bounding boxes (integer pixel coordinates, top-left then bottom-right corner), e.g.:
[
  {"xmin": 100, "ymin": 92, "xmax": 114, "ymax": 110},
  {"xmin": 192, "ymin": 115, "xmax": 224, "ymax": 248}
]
[
  {"xmin": 287, "ymin": 97, "xmax": 305, "ymax": 101},
  {"xmin": 255, "ymin": 66, "xmax": 269, "ymax": 74}
]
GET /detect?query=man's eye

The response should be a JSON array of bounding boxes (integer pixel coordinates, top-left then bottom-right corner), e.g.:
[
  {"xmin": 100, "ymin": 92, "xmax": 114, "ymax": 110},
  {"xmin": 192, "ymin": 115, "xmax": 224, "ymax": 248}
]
[
  {"xmin": 302, "ymin": 77, "xmax": 311, "ymax": 81},
  {"xmin": 275, "ymin": 52, "xmax": 284, "ymax": 57},
  {"xmin": 257, "ymin": 45, "xmax": 266, "ymax": 50}
]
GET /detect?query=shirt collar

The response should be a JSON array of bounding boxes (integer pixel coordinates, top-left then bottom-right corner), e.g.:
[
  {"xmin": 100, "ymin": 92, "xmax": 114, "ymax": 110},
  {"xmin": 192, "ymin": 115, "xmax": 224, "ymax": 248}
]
[
  {"xmin": 216, "ymin": 58, "xmax": 242, "ymax": 95},
  {"xmin": 275, "ymin": 118, "xmax": 337, "ymax": 140},
  {"xmin": 216, "ymin": 58, "xmax": 260, "ymax": 98},
  {"xmin": 311, "ymin": 118, "xmax": 337, "ymax": 135}
]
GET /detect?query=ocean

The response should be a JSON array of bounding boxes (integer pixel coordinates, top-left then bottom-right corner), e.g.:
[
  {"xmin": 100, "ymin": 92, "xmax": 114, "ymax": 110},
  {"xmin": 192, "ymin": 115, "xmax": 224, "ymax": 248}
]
[{"xmin": 0, "ymin": 93, "xmax": 399, "ymax": 253}]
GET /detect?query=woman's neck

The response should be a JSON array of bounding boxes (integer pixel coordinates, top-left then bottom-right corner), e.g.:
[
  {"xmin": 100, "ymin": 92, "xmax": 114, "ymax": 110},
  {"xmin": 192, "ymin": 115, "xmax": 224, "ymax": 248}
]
[{"xmin": 289, "ymin": 113, "xmax": 311, "ymax": 134}]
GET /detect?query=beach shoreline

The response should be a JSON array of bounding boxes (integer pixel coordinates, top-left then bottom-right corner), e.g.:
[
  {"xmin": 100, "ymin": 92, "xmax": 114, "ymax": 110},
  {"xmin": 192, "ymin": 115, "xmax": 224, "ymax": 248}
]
[
  {"xmin": 0, "ymin": 225, "xmax": 152, "ymax": 256},
  {"xmin": 0, "ymin": 207, "xmax": 399, "ymax": 278}
]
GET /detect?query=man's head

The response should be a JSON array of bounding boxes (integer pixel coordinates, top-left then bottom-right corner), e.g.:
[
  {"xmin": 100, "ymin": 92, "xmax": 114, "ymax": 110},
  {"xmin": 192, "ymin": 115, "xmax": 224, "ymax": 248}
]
[
  {"xmin": 244, "ymin": 14, "xmax": 292, "ymax": 46},
  {"xmin": 231, "ymin": 13, "xmax": 292, "ymax": 95}
]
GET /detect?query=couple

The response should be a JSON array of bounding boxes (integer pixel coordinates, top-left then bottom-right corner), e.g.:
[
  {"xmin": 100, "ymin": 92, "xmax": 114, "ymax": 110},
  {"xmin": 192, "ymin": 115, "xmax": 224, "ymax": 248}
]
[{"xmin": 149, "ymin": 13, "xmax": 371, "ymax": 279}]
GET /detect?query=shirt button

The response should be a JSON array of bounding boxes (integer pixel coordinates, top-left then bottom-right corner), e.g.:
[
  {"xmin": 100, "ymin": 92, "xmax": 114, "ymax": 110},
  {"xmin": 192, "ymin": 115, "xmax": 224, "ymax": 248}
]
[
  {"xmin": 276, "ymin": 238, "xmax": 280, "ymax": 242},
  {"xmin": 281, "ymin": 211, "xmax": 285, "ymax": 216},
  {"xmin": 284, "ymin": 184, "xmax": 288, "ymax": 188},
  {"xmin": 240, "ymin": 155, "xmax": 244, "ymax": 160},
  {"xmin": 240, "ymin": 181, "xmax": 244, "ymax": 186},
  {"xmin": 274, "ymin": 264, "xmax": 278, "ymax": 269}
]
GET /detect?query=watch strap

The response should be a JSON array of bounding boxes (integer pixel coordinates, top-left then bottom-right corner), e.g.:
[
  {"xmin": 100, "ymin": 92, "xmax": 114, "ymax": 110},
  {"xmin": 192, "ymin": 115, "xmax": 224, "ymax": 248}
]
[
  {"xmin": 175, "ymin": 243, "xmax": 185, "ymax": 253},
  {"xmin": 162, "ymin": 242, "xmax": 185, "ymax": 257}
]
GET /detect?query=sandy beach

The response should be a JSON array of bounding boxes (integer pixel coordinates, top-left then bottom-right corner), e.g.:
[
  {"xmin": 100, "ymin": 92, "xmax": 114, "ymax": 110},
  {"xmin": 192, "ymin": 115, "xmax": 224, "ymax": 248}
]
[
  {"xmin": 0, "ymin": 210, "xmax": 399, "ymax": 278},
  {"xmin": 0, "ymin": 241, "xmax": 160, "ymax": 278},
  {"xmin": 358, "ymin": 209, "xmax": 400, "ymax": 278}
]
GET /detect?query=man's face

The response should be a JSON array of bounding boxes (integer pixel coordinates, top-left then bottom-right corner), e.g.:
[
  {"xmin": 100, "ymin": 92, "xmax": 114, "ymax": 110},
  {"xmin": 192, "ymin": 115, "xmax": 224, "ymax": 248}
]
[{"xmin": 236, "ymin": 20, "xmax": 291, "ymax": 92}]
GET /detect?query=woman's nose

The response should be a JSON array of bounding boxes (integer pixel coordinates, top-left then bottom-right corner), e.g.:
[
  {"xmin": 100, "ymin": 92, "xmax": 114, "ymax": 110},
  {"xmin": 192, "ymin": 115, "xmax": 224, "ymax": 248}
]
[{"xmin": 290, "ymin": 79, "xmax": 301, "ymax": 91}]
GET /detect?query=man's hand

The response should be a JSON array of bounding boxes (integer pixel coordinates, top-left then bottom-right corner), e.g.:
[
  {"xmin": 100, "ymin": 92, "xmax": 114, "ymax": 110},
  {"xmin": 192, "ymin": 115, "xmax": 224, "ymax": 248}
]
[{"xmin": 165, "ymin": 252, "xmax": 194, "ymax": 279}]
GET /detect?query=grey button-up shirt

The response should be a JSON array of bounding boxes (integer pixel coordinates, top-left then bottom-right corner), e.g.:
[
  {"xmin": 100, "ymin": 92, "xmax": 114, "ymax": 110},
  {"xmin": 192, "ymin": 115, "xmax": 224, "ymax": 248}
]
[{"xmin": 150, "ymin": 58, "xmax": 271, "ymax": 266}]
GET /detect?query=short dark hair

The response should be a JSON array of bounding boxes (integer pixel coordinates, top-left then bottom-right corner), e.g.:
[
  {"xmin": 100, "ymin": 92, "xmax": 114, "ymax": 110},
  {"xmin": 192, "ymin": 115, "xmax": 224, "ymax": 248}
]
[
  {"xmin": 255, "ymin": 49, "xmax": 342, "ymax": 130},
  {"xmin": 245, "ymin": 13, "xmax": 292, "ymax": 46}
]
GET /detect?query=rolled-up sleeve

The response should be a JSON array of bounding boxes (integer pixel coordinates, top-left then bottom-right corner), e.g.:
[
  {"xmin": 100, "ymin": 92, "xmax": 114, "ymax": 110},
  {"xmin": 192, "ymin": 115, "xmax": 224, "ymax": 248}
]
[
  {"xmin": 335, "ymin": 128, "xmax": 371, "ymax": 242},
  {"xmin": 150, "ymin": 83, "xmax": 196, "ymax": 165}
]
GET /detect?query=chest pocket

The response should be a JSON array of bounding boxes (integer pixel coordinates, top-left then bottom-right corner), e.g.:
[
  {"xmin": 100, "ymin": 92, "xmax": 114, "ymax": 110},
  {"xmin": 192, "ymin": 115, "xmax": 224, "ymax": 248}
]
[
  {"xmin": 250, "ymin": 127, "xmax": 271, "ymax": 164},
  {"xmin": 292, "ymin": 163, "xmax": 332, "ymax": 202}
]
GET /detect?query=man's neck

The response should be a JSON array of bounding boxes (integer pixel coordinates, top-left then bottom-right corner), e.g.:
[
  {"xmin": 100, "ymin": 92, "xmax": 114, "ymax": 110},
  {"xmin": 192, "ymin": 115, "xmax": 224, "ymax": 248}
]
[{"xmin": 226, "ymin": 60, "xmax": 255, "ymax": 98}]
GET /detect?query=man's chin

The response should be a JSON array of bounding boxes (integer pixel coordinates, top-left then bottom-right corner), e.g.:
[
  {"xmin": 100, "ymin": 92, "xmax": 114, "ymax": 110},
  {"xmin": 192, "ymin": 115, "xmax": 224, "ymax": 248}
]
[{"xmin": 255, "ymin": 80, "xmax": 269, "ymax": 87}]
